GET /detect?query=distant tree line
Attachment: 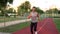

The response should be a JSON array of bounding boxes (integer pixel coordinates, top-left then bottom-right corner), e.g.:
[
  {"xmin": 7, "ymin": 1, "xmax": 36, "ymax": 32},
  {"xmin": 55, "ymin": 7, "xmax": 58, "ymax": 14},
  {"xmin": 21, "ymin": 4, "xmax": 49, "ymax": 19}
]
[{"xmin": 46, "ymin": 8, "xmax": 60, "ymax": 14}]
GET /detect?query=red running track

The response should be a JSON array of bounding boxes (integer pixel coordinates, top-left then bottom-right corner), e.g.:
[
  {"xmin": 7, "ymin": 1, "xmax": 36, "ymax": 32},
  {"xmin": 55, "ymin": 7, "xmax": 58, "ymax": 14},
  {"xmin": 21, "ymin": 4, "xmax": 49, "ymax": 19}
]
[{"xmin": 12, "ymin": 18, "xmax": 59, "ymax": 34}]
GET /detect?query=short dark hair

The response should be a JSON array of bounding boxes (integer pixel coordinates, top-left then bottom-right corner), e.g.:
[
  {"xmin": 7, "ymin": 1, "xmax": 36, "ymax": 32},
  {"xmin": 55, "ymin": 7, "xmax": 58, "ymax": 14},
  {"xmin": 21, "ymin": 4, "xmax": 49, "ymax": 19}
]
[
  {"xmin": 31, "ymin": 6, "xmax": 36, "ymax": 11},
  {"xmin": 33, "ymin": 6, "xmax": 36, "ymax": 8}
]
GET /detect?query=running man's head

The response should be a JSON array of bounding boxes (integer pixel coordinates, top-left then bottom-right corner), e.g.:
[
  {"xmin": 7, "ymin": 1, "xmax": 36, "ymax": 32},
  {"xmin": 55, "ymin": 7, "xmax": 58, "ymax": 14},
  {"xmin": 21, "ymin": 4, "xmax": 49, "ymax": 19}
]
[{"xmin": 32, "ymin": 7, "xmax": 36, "ymax": 12}]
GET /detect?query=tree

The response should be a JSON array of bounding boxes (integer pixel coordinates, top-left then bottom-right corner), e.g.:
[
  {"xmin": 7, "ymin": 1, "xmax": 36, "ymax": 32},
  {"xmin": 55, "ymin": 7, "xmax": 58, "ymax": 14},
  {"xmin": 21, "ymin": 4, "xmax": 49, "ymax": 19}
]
[
  {"xmin": 46, "ymin": 8, "xmax": 59, "ymax": 14},
  {"xmin": 5, "ymin": 8, "xmax": 14, "ymax": 13},
  {"xmin": 58, "ymin": 10, "xmax": 60, "ymax": 14},
  {"xmin": 36, "ymin": 7, "xmax": 44, "ymax": 14},
  {"xmin": 52, "ymin": 8, "xmax": 58, "ymax": 14},
  {"xmin": 0, "ymin": 0, "xmax": 13, "ymax": 8},
  {"xmin": 0, "ymin": 0, "xmax": 13, "ymax": 16},
  {"xmin": 18, "ymin": 1, "xmax": 31, "ymax": 16},
  {"xmin": 46, "ymin": 9, "xmax": 52, "ymax": 14}
]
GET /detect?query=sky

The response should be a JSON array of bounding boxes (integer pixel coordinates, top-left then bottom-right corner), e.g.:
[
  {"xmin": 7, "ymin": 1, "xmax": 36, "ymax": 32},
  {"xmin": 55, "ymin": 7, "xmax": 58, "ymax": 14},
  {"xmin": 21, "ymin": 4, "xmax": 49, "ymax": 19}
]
[{"xmin": 12, "ymin": 0, "xmax": 60, "ymax": 11}]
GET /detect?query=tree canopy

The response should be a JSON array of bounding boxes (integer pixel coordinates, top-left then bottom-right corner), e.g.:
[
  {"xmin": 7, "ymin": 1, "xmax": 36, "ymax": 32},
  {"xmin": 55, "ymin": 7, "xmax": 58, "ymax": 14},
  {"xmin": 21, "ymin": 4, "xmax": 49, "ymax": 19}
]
[
  {"xmin": 0, "ymin": 0, "xmax": 13, "ymax": 8},
  {"xmin": 0, "ymin": 0, "xmax": 13, "ymax": 16},
  {"xmin": 18, "ymin": 1, "xmax": 31, "ymax": 15},
  {"xmin": 36, "ymin": 7, "xmax": 44, "ymax": 14}
]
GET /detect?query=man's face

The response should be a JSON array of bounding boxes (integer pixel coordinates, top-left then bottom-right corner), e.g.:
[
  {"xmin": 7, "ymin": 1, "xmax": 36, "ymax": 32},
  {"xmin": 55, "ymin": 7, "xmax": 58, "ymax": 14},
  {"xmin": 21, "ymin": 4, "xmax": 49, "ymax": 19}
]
[{"xmin": 32, "ymin": 8, "xmax": 36, "ymax": 12}]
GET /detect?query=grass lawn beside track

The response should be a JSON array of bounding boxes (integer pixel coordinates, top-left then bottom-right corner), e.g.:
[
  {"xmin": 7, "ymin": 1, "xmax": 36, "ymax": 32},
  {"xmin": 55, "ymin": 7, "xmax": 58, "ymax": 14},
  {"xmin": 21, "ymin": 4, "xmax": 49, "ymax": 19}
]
[{"xmin": 53, "ymin": 18, "xmax": 60, "ymax": 32}]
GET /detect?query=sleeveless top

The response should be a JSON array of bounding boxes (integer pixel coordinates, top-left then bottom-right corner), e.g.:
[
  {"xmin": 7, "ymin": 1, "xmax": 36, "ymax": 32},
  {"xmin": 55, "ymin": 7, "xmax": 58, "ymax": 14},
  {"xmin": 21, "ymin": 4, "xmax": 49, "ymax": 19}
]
[{"xmin": 30, "ymin": 12, "xmax": 38, "ymax": 23}]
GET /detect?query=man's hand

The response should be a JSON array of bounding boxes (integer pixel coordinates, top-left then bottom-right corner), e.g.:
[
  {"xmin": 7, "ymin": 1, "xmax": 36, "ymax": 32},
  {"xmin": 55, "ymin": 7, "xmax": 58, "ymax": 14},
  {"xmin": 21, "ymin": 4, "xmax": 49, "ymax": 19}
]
[{"xmin": 27, "ymin": 16, "xmax": 31, "ymax": 19}]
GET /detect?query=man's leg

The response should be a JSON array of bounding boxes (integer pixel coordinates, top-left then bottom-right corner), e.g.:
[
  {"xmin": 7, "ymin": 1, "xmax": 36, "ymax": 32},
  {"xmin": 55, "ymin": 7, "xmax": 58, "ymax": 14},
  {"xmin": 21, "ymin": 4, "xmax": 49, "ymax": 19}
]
[
  {"xmin": 30, "ymin": 23, "xmax": 34, "ymax": 34},
  {"xmin": 34, "ymin": 23, "xmax": 37, "ymax": 34}
]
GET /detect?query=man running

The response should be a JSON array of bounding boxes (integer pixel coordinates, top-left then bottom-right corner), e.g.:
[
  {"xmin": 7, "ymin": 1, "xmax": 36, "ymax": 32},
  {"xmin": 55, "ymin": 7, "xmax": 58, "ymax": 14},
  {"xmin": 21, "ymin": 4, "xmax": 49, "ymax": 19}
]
[{"xmin": 27, "ymin": 7, "xmax": 40, "ymax": 34}]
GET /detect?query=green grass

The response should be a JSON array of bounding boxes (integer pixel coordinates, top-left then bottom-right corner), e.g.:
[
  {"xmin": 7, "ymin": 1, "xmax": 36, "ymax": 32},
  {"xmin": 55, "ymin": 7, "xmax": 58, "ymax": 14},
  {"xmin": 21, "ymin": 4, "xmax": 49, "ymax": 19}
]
[
  {"xmin": 0, "ymin": 22, "xmax": 30, "ymax": 33},
  {"xmin": 53, "ymin": 18, "xmax": 60, "ymax": 32}
]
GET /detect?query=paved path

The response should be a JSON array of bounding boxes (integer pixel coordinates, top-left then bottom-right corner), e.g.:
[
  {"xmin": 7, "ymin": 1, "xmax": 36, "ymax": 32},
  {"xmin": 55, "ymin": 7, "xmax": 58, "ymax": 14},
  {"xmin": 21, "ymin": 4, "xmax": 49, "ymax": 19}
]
[
  {"xmin": 0, "ymin": 32, "xmax": 11, "ymax": 34},
  {"xmin": 0, "ymin": 19, "xmax": 31, "ymax": 28}
]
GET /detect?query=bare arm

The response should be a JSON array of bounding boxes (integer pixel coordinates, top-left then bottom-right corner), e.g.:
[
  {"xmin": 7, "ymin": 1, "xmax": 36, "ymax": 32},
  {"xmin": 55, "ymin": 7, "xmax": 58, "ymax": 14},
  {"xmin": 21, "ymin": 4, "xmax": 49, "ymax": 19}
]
[{"xmin": 37, "ymin": 13, "xmax": 40, "ymax": 21}]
